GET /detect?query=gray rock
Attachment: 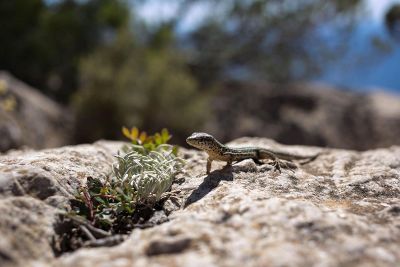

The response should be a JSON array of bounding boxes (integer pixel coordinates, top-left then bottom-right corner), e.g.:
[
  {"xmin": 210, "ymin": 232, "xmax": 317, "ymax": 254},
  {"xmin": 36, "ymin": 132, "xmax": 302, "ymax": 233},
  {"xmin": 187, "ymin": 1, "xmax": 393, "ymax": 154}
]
[
  {"xmin": 0, "ymin": 197, "xmax": 58, "ymax": 266},
  {"xmin": 207, "ymin": 82, "xmax": 400, "ymax": 150},
  {"xmin": 0, "ymin": 72, "xmax": 73, "ymax": 152},
  {"xmin": 59, "ymin": 140, "xmax": 400, "ymax": 267},
  {"xmin": 0, "ymin": 139, "xmax": 399, "ymax": 267},
  {"xmin": 0, "ymin": 141, "xmax": 123, "ymax": 267}
]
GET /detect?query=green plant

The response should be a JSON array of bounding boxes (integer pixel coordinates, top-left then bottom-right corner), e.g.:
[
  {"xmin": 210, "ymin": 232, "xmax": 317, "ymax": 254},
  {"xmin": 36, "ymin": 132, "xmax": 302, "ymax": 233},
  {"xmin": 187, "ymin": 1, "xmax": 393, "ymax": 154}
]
[
  {"xmin": 113, "ymin": 144, "xmax": 183, "ymax": 203},
  {"xmin": 73, "ymin": 27, "xmax": 209, "ymax": 143},
  {"xmin": 116, "ymin": 127, "xmax": 183, "ymax": 203},
  {"xmin": 72, "ymin": 128, "xmax": 184, "ymax": 232},
  {"xmin": 121, "ymin": 126, "xmax": 177, "ymax": 155}
]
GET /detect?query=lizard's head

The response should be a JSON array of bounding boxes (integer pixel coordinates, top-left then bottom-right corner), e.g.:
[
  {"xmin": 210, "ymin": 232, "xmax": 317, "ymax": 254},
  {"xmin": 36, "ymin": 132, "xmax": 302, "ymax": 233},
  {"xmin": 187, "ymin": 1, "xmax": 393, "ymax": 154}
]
[{"xmin": 186, "ymin": 132, "xmax": 217, "ymax": 150}]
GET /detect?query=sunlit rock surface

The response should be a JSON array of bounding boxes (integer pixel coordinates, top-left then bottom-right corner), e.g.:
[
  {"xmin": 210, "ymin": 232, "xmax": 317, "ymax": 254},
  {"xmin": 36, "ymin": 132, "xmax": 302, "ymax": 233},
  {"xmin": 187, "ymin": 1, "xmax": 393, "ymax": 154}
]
[
  {"xmin": 0, "ymin": 139, "xmax": 399, "ymax": 267},
  {"xmin": 0, "ymin": 141, "xmax": 123, "ymax": 267}
]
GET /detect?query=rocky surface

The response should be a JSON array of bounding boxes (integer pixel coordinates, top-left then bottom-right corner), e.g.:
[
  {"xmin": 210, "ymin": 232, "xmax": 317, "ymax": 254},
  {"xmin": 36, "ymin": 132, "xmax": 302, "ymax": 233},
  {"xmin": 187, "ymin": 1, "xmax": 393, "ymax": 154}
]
[
  {"xmin": 208, "ymin": 81, "xmax": 400, "ymax": 150},
  {"xmin": 0, "ymin": 72, "xmax": 73, "ymax": 152},
  {"xmin": 0, "ymin": 140, "xmax": 123, "ymax": 267},
  {"xmin": 0, "ymin": 139, "xmax": 399, "ymax": 267}
]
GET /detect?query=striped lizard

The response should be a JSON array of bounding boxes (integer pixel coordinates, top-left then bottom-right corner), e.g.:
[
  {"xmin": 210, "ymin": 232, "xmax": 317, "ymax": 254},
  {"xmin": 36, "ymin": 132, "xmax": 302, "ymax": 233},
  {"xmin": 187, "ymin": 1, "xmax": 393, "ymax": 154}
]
[{"xmin": 186, "ymin": 132, "xmax": 319, "ymax": 174}]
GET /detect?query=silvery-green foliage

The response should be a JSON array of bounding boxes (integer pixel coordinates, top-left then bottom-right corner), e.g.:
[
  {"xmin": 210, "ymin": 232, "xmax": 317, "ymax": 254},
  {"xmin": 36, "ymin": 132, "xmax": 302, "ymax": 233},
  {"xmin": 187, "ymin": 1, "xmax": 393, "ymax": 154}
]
[{"xmin": 112, "ymin": 144, "xmax": 184, "ymax": 202}]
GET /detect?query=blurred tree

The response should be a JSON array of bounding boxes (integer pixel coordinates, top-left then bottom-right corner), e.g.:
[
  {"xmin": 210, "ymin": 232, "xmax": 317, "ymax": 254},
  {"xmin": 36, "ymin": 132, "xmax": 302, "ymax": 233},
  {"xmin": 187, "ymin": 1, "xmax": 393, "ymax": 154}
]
[
  {"xmin": 385, "ymin": 4, "xmax": 400, "ymax": 41},
  {"xmin": 73, "ymin": 26, "xmax": 209, "ymax": 143},
  {"xmin": 173, "ymin": 0, "xmax": 363, "ymax": 87},
  {"xmin": 0, "ymin": 0, "xmax": 128, "ymax": 102},
  {"xmin": 0, "ymin": 0, "xmax": 368, "ymax": 144}
]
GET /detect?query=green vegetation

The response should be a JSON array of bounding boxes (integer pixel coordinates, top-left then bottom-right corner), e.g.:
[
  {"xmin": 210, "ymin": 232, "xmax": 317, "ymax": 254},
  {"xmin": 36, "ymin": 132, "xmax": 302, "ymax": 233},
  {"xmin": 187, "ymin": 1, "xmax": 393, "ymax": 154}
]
[
  {"xmin": 182, "ymin": 0, "xmax": 363, "ymax": 85},
  {"xmin": 73, "ymin": 27, "xmax": 209, "ymax": 143},
  {"xmin": 4, "ymin": 0, "xmax": 395, "ymax": 144},
  {"xmin": 72, "ymin": 128, "xmax": 184, "ymax": 233},
  {"xmin": 121, "ymin": 126, "xmax": 178, "ymax": 155},
  {"xmin": 0, "ymin": 0, "xmax": 128, "ymax": 102}
]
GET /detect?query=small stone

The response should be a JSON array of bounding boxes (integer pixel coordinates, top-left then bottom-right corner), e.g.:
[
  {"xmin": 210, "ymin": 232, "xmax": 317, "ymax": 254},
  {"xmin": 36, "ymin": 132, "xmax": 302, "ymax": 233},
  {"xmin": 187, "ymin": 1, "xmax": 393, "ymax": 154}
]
[{"xmin": 232, "ymin": 159, "xmax": 258, "ymax": 172}]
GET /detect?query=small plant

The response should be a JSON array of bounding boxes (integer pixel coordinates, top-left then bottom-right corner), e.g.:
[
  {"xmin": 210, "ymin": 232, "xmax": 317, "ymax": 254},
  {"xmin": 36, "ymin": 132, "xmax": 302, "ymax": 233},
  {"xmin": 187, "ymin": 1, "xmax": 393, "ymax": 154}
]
[
  {"xmin": 71, "ymin": 127, "xmax": 184, "ymax": 235},
  {"xmin": 113, "ymin": 146, "xmax": 183, "ymax": 202},
  {"xmin": 121, "ymin": 126, "xmax": 177, "ymax": 155}
]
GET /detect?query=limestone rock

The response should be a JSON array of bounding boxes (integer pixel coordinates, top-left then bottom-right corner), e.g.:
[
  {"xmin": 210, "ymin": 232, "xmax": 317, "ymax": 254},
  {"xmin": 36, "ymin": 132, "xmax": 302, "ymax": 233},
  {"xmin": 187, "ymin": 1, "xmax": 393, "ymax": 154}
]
[
  {"xmin": 60, "ymin": 139, "xmax": 400, "ymax": 267},
  {"xmin": 0, "ymin": 141, "xmax": 123, "ymax": 267},
  {"xmin": 0, "ymin": 71, "xmax": 73, "ymax": 152},
  {"xmin": 0, "ymin": 197, "xmax": 58, "ymax": 265},
  {"xmin": 0, "ymin": 139, "xmax": 399, "ymax": 267}
]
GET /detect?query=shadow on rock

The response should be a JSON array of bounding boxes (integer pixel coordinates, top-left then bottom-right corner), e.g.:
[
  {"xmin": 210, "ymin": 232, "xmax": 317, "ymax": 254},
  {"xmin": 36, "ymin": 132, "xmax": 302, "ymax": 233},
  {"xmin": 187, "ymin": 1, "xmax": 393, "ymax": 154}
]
[{"xmin": 184, "ymin": 170, "xmax": 233, "ymax": 208}]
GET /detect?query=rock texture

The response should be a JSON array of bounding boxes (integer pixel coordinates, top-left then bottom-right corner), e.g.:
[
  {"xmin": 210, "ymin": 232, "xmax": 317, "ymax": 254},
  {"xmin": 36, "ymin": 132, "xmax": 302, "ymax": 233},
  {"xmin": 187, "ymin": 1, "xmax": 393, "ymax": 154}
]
[
  {"xmin": 0, "ymin": 139, "xmax": 399, "ymax": 267},
  {"xmin": 0, "ymin": 72, "xmax": 73, "ymax": 152},
  {"xmin": 0, "ymin": 141, "xmax": 123, "ymax": 267},
  {"xmin": 208, "ymin": 82, "xmax": 400, "ymax": 150}
]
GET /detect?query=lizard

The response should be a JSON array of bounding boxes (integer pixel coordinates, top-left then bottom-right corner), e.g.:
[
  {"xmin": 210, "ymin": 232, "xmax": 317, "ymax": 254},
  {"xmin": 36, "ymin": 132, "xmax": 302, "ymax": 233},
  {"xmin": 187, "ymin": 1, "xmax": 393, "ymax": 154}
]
[{"xmin": 186, "ymin": 132, "xmax": 319, "ymax": 174}]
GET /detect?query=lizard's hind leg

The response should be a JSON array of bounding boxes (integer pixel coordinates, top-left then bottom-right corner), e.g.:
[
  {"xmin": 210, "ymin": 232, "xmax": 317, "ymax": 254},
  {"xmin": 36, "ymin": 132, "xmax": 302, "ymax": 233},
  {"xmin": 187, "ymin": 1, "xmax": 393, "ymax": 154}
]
[
  {"xmin": 270, "ymin": 159, "xmax": 296, "ymax": 173},
  {"xmin": 279, "ymin": 160, "xmax": 297, "ymax": 173},
  {"xmin": 271, "ymin": 160, "xmax": 282, "ymax": 173}
]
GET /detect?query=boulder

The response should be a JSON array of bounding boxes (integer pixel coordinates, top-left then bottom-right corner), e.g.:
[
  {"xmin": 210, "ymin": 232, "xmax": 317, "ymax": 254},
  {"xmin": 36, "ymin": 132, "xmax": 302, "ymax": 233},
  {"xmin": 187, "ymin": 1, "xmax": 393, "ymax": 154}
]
[
  {"xmin": 1, "ymin": 139, "xmax": 399, "ymax": 267},
  {"xmin": 0, "ymin": 72, "xmax": 73, "ymax": 152},
  {"xmin": 207, "ymin": 82, "xmax": 400, "ymax": 150},
  {"xmin": 0, "ymin": 141, "xmax": 123, "ymax": 267}
]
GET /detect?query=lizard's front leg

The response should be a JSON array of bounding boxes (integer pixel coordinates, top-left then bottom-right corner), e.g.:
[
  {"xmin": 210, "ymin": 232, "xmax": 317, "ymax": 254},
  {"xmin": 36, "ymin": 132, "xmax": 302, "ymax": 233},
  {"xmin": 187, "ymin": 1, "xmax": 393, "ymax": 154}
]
[
  {"xmin": 206, "ymin": 158, "xmax": 213, "ymax": 174},
  {"xmin": 221, "ymin": 152, "xmax": 236, "ymax": 171}
]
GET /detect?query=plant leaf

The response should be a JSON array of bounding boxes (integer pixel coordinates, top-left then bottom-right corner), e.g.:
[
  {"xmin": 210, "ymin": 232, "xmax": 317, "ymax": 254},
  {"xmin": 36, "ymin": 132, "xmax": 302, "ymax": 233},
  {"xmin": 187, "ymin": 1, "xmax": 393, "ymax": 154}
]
[
  {"xmin": 161, "ymin": 128, "xmax": 171, "ymax": 142},
  {"xmin": 139, "ymin": 131, "xmax": 147, "ymax": 143},
  {"xmin": 131, "ymin": 127, "xmax": 139, "ymax": 139},
  {"xmin": 122, "ymin": 126, "xmax": 131, "ymax": 140}
]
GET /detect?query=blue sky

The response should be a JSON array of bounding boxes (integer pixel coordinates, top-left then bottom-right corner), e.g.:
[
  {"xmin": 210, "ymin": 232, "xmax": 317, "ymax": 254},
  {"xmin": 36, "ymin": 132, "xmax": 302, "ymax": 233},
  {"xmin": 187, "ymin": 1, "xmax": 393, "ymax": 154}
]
[
  {"xmin": 136, "ymin": 0, "xmax": 400, "ymax": 93},
  {"xmin": 322, "ymin": 0, "xmax": 400, "ymax": 92}
]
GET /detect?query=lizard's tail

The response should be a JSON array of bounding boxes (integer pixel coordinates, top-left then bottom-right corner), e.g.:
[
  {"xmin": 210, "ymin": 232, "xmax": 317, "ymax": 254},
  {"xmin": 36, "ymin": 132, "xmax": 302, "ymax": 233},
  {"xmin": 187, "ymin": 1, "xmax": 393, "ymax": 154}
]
[{"xmin": 271, "ymin": 151, "xmax": 320, "ymax": 162}]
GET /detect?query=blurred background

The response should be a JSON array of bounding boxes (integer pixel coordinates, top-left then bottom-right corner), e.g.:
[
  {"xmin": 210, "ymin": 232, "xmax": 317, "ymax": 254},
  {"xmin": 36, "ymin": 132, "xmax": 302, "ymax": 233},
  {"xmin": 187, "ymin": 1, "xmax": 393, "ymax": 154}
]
[{"xmin": 1, "ymin": 0, "xmax": 400, "ymax": 152}]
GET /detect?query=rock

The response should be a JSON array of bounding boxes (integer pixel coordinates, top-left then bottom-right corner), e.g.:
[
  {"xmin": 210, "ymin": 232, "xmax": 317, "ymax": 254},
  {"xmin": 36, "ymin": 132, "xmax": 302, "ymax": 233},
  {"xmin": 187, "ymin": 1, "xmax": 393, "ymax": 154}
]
[
  {"xmin": 0, "ymin": 197, "xmax": 58, "ymax": 265},
  {"xmin": 0, "ymin": 139, "xmax": 399, "ymax": 267},
  {"xmin": 0, "ymin": 141, "xmax": 123, "ymax": 267},
  {"xmin": 0, "ymin": 71, "xmax": 73, "ymax": 152},
  {"xmin": 207, "ymin": 81, "xmax": 400, "ymax": 150}
]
